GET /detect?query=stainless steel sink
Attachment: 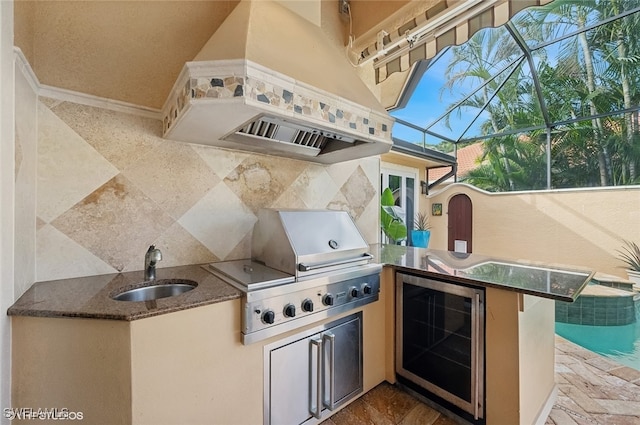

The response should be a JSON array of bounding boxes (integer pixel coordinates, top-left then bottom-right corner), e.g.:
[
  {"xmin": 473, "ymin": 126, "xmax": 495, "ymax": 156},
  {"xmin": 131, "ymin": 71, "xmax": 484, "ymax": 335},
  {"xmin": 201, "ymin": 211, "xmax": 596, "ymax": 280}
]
[{"xmin": 112, "ymin": 279, "xmax": 197, "ymax": 302}]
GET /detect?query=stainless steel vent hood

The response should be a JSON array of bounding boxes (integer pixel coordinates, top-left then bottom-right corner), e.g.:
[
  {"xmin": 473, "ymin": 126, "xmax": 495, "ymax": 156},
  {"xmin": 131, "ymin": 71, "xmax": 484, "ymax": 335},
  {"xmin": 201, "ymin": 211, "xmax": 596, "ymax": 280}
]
[{"xmin": 161, "ymin": 0, "xmax": 394, "ymax": 164}]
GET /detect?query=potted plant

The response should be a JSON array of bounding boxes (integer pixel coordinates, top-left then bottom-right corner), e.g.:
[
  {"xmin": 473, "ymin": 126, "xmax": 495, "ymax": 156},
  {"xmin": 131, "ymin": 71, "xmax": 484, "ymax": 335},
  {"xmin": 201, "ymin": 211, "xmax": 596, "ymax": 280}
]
[
  {"xmin": 380, "ymin": 188, "xmax": 407, "ymax": 245},
  {"xmin": 617, "ymin": 240, "xmax": 640, "ymax": 284},
  {"xmin": 411, "ymin": 211, "xmax": 431, "ymax": 248}
]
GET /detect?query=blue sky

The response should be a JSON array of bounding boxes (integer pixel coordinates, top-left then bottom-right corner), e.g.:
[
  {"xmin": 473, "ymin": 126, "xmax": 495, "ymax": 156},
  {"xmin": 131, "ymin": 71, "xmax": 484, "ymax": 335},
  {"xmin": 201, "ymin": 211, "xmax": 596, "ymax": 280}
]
[{"xmin": 389, "ymin": 52, "xmax": 489, "ymax": 146}]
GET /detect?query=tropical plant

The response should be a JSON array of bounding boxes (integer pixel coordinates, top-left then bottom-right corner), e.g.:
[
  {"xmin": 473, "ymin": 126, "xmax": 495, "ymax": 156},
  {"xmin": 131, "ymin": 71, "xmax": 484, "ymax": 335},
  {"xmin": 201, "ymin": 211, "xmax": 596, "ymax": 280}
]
[
  {"xmin": 413, "ymin": 211, "xmax": 431, "ymax": 231},
  {"xmin": 617, "ymin": 240, "xmax": 640, "ymax": 272},
  {"xmin": 380, "ymin": 188, "xmax": 407, "ymax": 244},
  {"xmin": 433, "ymin": 1, "xmax": 640, "ymax": 191}
]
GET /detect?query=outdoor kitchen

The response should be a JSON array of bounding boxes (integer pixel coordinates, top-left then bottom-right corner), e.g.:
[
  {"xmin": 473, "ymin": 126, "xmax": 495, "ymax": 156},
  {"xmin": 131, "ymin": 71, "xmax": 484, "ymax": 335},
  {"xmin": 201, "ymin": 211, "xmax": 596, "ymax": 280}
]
[
  {"xmin": 3, "ymin": 1, "xmax": 640, "ymax": 425},
  {"xmin": 8, "ymin": 208, "xmax": 595, "ymax": 425}
]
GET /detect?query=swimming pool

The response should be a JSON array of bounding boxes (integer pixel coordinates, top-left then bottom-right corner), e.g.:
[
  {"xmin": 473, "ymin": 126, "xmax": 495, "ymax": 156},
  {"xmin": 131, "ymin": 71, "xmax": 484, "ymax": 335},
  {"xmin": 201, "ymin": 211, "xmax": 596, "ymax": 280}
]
[{"xmin": 555, "ymin": 300, "xmax": 640, "ymax": 371}]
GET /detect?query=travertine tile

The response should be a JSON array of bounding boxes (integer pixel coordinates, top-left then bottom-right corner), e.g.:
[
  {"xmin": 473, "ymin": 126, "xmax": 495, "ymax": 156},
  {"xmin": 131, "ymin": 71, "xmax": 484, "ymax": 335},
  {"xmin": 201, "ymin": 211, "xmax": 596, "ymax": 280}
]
[
  {"xmin": 356, "ymin": 196, "xmax": 380, "ymax": 244},
  {"xmin": 555, "ymin": 392, "xmax": 591, "ymax": 418},
  {"xmin": 561, "ymin": 373, "xmax": 610, "ymax": 399},
  {"xmin": 37, "ymin": 102, "xmax": 119, "ymax": 223},
  {"xmin": 593, "ymin": 399, "xmax": 640, "ymax": 416},
  {"xmin": 432, "ymin": 414, "xmax": 460, "ymax": 425},
  {"xmin": 359, "ymin": 156, "xmax": 381, "ymax": 188},
  {"xmin": 191, "ymin": 144, "xmax": 251, "ymax": 180},
  {"xmin": 398, "ymin": 403, "xmax": 440, "ymax": 425},
  {"xmin": 36, "ymin": 224, "xmax": 116, "ymax": 281},
  {"xmin": 178, "ymin": 182, "xmax": 257, "ymax": 260},
  {"xmin": 34, "ymin": 98, "xmax": 381, "ymax": 282},
  {"xmin": 362, "ymin": 383, "xmax": 419, "ymax": 424},
  {"xmin": 590, "ymin": 413, "xmax": 640, "ymax": 424},
  {"xmin": 326, "ymin": 159, "xmax": 360, "ymax": 189},
  {"xmin": 547, "ymin": 408, "xmax": 580, "ymax": 425},
  {"xmin": 608, "ymin": 366, "xmax": 640, "ymax": 383},
  {"xmin": 565, "ymin": 360, "xmax": 610, "ymax": 386},
  {"xmin": 338, "ymin": 165, "xmax": 376, "ymax": 219},
  {"xmin": 36, "ymin": 216, "xmax": 46, "ymax": 231},
  {"xmin": 224, "ymin": 155, "xmax": 307, "ymax": 213},
  {"xmin": 51, "ymin": 174, "xmax": 174, "ymax": 272},
  {"xmin": 559, "ymin": 385, "xmax": 608, "ymax": 414},
  {"xmin": 122, "ymin": 142, "xmax": 220, "ymax": 219},
  {"xmin": 48, "ymin": 101, "xmax": 163, "ymax": 170},
  {"xmin": 271, "ymin": 185, "xmax": 309, "ymax": 210},
  {"xmin": 585, "ymin": 356, "xmax": 625, "ymax": 372},
  {"xmin": 330, "ymin": 398, "xmax": 393, "ymax": 425},
  {"xmin": 289, "ymin": 164, "xmax": 339, "ymax": 209},
  {"xmin": 123, "ymin": 221, "xmax": 219, "ymax": 271},
  {"xmin": 326, "ymin": 190, "xmax": 353, "ymax": 217},
  {"xmin": 223, "ymin": 230, "xmax": 253, "ymax": 261}
]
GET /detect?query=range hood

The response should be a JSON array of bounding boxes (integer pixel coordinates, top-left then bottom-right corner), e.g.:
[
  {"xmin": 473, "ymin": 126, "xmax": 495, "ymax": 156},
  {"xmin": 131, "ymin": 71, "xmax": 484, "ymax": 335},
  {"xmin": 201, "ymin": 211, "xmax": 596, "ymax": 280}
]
[{"xmin": 161, "ymin": 0, "xmax": 394, "ymax": 164}]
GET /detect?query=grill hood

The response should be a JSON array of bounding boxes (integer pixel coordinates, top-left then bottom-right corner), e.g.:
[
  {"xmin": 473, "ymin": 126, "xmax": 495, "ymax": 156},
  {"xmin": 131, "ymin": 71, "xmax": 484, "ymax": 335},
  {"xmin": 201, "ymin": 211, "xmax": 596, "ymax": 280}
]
[
  {"xmin": 252, "ymin": 209, "xmax": 373, "ymax": 279},
  {"xmin": 161, "ymin": 0, "xmax": 394, "ymax": 164}
]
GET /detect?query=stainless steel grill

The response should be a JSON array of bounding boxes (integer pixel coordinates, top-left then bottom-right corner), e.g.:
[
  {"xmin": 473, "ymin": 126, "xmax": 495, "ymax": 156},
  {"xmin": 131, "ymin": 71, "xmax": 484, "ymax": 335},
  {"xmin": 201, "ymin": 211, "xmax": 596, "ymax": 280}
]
[{"xmin": 206, "ymin": 209, "xmax": 381, "ymax": 344}]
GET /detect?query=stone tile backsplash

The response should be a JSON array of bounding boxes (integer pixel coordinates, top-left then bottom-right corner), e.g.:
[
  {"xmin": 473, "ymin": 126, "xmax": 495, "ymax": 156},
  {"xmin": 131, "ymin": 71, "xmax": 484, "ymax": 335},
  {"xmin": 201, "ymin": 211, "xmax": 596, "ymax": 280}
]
[{"xmin": 37, "ymin": 99, "xmax": 380, "ymax": 282}]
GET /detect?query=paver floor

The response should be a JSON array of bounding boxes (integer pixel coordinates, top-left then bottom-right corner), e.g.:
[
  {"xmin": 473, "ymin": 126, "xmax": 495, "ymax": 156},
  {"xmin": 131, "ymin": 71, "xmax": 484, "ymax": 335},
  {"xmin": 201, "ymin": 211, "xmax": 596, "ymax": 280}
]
[{"xmin": 322, "ymin": 335, "xmax": 640, "ymax": 425}]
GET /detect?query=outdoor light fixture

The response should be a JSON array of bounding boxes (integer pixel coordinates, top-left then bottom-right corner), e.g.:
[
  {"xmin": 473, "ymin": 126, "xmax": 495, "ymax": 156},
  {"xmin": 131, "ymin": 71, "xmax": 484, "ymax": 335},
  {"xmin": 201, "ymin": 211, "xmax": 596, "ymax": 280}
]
[{"xmin": 421, "ymin": 180, "xmax": 428, "ymax": 195}]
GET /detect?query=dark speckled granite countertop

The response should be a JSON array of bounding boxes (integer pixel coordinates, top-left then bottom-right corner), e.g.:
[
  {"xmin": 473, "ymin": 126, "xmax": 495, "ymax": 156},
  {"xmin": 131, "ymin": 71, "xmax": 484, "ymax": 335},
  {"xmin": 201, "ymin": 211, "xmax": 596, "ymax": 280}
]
[
  {"xmin": 373, "ymin": 244, "xmax": 594, "ymax": 302},
  {"xmin": 8, "ymin": 245, "xmax": 594, "ymax": 321},
  {"xmin": 7, "ymin": 265, "xmax": 241, "ymax": 321}
]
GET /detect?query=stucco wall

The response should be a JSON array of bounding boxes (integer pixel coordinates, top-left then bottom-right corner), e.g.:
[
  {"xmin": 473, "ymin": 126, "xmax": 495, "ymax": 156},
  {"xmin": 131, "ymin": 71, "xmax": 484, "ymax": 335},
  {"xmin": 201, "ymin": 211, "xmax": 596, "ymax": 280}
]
[{"xmin": 427, "ymin": 183, "xmax": 640, "ymax": 278}]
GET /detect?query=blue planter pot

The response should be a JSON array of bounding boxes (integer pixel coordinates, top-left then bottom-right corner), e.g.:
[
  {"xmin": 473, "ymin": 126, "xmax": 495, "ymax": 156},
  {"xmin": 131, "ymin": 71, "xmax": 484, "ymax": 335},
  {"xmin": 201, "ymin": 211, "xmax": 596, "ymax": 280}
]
[{"xmin": 411, "ymin": 230, "xmax": 431, "ymax": 248}]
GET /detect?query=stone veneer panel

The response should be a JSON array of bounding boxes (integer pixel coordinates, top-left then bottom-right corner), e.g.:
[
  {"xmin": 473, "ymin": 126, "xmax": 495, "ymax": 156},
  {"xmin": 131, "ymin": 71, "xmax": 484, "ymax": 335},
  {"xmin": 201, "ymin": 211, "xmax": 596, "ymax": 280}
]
[
  {"xmin": 36, "ymin": 100, "xmax": 381, "ymax": 281},
  {"xmin": 163, "ymin": 60, "xmax": 394, "ymax": 143}
]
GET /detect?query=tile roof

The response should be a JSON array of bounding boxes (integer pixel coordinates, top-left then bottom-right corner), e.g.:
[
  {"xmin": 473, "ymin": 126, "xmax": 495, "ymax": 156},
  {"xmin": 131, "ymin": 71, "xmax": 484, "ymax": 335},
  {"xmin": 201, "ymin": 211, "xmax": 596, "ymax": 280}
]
[{"xmin": 428, "ymin": 142, "xmax": 484, "ymax": 181}]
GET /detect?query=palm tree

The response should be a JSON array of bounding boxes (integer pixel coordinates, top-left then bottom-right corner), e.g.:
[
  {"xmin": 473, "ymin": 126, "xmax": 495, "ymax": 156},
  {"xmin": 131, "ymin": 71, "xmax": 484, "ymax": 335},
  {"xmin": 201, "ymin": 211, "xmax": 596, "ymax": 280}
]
[
  {"xmin": 440, "ymin": 27, "xmax": 525, "ymax": 190},
  {"xmin": 590, "ymin": 0, "xmax": 640, "ymax": 181},
  {"xmin": 433, "ymin": 0, "xmax": 640, "ymax": 191}
]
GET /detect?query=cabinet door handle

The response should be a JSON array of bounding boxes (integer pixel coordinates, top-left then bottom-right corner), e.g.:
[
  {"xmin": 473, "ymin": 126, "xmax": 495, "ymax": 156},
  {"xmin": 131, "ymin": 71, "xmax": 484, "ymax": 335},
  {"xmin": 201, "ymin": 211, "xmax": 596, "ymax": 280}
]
[
  {"xmin": 323, "ymin": 332, "xmax": 336, "ymax": 410},
  {"xmin": 310, "ymin": 337, "xmax": 323, "ymax": 419}
]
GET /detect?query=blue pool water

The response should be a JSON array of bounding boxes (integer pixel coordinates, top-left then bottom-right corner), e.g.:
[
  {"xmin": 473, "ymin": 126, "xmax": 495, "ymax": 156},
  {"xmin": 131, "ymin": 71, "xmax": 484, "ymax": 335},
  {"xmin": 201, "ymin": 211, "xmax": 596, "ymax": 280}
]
[{"xmin": 555, "ymin": 301, "xmax": 640, "ymax": 371}]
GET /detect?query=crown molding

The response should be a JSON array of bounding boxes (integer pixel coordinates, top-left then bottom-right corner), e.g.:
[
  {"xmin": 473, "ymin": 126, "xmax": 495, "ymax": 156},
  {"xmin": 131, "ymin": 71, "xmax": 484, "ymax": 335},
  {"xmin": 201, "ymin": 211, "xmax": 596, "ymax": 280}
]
[{"xmin": 13, "ymin": 47, "xmax": 161, "ymax": 120}]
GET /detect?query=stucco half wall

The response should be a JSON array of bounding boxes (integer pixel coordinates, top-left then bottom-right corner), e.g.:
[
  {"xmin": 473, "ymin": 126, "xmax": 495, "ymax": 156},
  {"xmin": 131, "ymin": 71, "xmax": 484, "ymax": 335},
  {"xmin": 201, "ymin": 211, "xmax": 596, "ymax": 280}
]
[{"xmin": 424, "ymin": 183, "xmax": 640, "ymax": 278}]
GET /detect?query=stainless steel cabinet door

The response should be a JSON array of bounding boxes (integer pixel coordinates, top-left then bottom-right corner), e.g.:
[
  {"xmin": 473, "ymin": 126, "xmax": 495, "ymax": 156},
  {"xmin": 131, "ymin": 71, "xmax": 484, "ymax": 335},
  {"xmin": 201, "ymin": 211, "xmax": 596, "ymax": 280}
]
[
  {"xmin": 269, "ymin": 329, "xmax": 321, "ymax": 425},
  {"xmin": 267, "ymin": 313, "xmax": 362, "ymax": 425},
  {"xmin": 322, "ymin": 316, "xmax": 362, "ymax": 411}
]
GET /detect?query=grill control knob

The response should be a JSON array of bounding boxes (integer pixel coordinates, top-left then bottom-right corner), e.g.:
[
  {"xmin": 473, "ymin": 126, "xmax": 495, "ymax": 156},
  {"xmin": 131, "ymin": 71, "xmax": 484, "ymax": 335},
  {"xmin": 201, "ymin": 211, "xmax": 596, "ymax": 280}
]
[
  {"xmin": 283, "ymin": 304, "xmax": 296, "ymax": 318},
  {"xmin": 350, "ymin": 287, "xmax": 360, "ymax": 298},
  {"xmin": 301, "ymin": 299, "xmax": 314, "ymax": 312},
  {"xmin": 262, "ymin": 310, "xmax": 275, "ymax": 325},
  {"xmin": 323, "ymin": 293, "xmax": 335, "ymax": 306},
  {"xmin": 363, "ymin": 284, "xmax": 373, "ymax": 295}
]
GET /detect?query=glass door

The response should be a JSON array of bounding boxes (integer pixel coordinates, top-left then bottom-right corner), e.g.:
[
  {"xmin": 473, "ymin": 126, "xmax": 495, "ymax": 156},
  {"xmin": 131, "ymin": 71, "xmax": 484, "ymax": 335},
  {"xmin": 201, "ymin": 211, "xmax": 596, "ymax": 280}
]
[
  {"xmin": 381, "ymin": 166, "xmax": 418, "ymax": 245},
  {"xmin": 395, "ymin": 272, "xmax": 485, "ymax": 420}
]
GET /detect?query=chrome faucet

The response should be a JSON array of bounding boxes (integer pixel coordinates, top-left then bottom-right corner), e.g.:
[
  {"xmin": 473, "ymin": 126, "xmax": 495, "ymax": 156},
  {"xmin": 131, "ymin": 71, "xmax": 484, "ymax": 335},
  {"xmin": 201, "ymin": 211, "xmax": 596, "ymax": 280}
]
[{"xmin": 144, "ymin": 245, "xmax": 162, "ymax": 281}]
